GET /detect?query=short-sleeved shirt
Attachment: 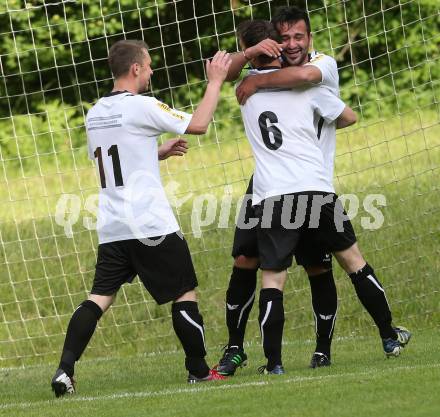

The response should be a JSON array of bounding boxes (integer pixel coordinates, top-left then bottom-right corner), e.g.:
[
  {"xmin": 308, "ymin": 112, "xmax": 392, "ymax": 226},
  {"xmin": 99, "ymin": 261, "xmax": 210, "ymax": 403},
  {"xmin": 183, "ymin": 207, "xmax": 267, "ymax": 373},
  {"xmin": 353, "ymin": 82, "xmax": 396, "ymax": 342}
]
[
  {"xmin": 307, "ymin": 51, "xmax": 339, "ymax": 95},
  {"xmin": 86, "ymin": 91, "xmax": 191, "ymax": 244},
  {"xmin": 307, "ymin": 52, "xmax": 340, "ymax": 184},
  {"xmin": 239, "ymin": 68, "xmax": 345, "ymax": 205}
]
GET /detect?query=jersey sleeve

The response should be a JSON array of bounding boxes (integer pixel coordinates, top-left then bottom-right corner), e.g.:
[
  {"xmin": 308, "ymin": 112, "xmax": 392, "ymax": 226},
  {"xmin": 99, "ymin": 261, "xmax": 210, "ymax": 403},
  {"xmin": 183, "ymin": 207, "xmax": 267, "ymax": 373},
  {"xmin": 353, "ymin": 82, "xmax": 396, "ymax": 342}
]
[
  {"xmin": 306, "ymin": 53, "xmax": 339, "ymax": 92},
  {"xmin": 139, "ymin": 97, "xmax": 192, "ymax": 135},
  {"xmin": 310, "ymin": 87, "xmax": 346, "ymax": 123}
]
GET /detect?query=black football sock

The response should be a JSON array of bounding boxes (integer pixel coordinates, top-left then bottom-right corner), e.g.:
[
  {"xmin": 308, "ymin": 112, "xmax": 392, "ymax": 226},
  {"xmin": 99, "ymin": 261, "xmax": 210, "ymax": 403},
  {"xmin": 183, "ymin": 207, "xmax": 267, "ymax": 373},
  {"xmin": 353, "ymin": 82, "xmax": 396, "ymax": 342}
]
[
  {"xmin": 59, "ymin": 300, "xmax": 103, "ymax": 377},
  {"xmin": 226, "ymin": 266, "xmax": 257, "ymax": 349},
  {"xmin": 349, "ymin": 263, "xmax": 397, "ymax": 340},
  {"xmin": 308, "ymin": 270, "xmax": 337, "ymax": 358},
  {"xmin": 172, "ymin": 301, "xmax": 210, "ymax": 378},
  {"xmin": 258, "ymin": 288, "xmax": 284, "ymax": 370}
]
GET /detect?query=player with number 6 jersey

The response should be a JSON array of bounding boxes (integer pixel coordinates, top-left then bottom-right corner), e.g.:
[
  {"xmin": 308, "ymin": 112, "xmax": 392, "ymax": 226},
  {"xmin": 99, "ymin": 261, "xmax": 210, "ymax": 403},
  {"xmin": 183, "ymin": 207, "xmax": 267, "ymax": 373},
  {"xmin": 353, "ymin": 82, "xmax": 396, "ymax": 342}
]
[
  {"xmin": 236, "ymin": 18, "xmax": 411, "ymax": 375},
  {"xmin": 240, "ymin": 68, "xmax": 342, "ymax": 205},
  {"xmin": 216, "ymin": 9, "xmax": 350, "ymax": 375}
]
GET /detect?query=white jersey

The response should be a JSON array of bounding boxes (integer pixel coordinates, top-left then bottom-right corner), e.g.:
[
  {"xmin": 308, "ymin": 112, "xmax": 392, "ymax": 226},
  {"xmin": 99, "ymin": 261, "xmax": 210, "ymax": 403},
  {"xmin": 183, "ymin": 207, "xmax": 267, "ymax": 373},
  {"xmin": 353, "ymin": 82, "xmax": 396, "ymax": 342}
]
[
  {"xmin": 86, "ymin": 91, "xmax": 191, "ymax": 244},
  {"xmin": 239, "ymin": 68, "xmax": 345, "ymax": 205},
  {"xmin": 307, "ymin": 51, "xmax": 339, "ymax": 95},
  {"xmin": 307, "ymin": 52, "xmax": 340, "ymax": 184}
]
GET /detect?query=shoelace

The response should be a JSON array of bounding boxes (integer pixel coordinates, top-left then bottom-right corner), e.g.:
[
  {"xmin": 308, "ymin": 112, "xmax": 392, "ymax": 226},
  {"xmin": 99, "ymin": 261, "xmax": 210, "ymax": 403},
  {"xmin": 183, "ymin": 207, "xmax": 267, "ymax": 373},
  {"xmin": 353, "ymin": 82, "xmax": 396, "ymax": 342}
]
[
  {"xmin": 396, "ymin": 332, "xmax": 409, "ymax": 344},
  {"xmin": 257, "ymin": 365, "xmax": 267, "ymax": 374},
  {"xmin": 218, "ymin": 345, "xmax": 240, "ymax": 366}
]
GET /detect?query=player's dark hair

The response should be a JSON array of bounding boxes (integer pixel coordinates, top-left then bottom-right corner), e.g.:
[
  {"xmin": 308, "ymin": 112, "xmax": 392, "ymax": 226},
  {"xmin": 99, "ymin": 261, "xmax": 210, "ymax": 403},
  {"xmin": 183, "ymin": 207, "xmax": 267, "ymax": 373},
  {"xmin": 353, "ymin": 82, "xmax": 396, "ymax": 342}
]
[
  {"xmin": 108, "ymin": 39, "xmax": 149, "ymax": 78},
  {"xmin": 237, "ymin": 20, "xmax": 281, "ymax": 65},
  {"xmin": 271, "ymin": 6, "xmax": 311, "ymax": 33}
]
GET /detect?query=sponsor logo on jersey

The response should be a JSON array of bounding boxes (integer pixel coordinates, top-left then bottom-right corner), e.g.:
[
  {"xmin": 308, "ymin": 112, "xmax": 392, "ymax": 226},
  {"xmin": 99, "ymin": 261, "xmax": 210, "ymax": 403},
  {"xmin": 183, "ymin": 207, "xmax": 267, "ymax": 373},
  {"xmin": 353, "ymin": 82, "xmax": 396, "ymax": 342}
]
[
  {"xmin": 156, "ymin": 102, "xmax": 185, "ymax": 120},
  {"xmin": 310, "ymin": 53, "xmax": 324, "ymax": 63}
]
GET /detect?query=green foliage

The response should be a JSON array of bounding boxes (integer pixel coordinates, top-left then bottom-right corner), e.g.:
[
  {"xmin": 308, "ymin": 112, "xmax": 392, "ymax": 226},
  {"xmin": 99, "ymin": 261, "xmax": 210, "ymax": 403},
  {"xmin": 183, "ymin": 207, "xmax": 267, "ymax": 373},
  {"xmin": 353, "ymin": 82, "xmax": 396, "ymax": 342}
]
[
  {"xmin": 327, "ymin": 0, "xmax": 440, "ymax": 118},
  {"xmin": 0, "ymin": 0, "xmax": 438, "ymax": 160}
]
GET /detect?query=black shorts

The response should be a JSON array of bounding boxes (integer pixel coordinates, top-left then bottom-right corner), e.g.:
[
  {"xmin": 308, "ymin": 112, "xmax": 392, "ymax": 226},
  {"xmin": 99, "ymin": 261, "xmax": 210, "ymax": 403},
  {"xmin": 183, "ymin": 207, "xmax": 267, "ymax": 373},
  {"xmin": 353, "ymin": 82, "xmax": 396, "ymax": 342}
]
[
  {"xmin": 294, "ymin": 232, "xmax": 332, "ymax": 267},
  {"xmin": 91, "ymin": 232, "xmax": 198, "ymax": 305},
  {"xmin": 231, "ymin": 177, "xmax": 332, "ymax": 267},
  {"xmin": 255, "ymin": 192, "xmax": 357, "ymax": 271}
]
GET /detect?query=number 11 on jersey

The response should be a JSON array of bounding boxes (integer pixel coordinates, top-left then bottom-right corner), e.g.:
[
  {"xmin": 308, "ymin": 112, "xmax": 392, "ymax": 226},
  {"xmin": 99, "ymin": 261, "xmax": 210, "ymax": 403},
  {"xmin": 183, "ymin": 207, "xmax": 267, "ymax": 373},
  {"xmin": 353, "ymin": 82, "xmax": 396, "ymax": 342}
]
[{"xmin": 93, "ymin": 145, "xmax": 124, "ymax": 188}]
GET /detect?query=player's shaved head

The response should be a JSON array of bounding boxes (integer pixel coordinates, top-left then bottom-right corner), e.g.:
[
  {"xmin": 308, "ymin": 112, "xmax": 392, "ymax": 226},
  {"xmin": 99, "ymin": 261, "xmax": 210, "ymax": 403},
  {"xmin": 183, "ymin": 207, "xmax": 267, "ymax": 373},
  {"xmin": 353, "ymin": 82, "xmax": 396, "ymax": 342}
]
[
  {"xmin": 237, "ymin": 20, "xmax": 281, "ymax": 65},
  {"xmin": 108, "ymin": 39, "xmax": 149, "ymax": 78}
]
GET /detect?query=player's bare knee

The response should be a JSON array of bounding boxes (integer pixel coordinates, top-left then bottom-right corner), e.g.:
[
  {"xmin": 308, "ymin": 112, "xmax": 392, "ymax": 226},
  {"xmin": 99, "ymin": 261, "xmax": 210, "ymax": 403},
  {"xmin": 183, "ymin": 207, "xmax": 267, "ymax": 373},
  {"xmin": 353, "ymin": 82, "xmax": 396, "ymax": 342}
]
[
  {"xmin": 303, "ymin": 265, "xmax": 331, "ymax": 277},
  {"xmin": 334, "ymin": 243, "xmax": 366, "ymax": 274},
  {"xmin": 261, "ymin": 269, "xmax": 287, "ymax": 291},
  {"xmin": 234, "ymin": 255, "xmax": 259, "ymax": 270},
  {"xmin": 175, "ymin": 289, "xmax": 197, "ymax": 303},
  {"xmin": 88, "ymin": 294, "xmax": 115, "ymax": 313}
]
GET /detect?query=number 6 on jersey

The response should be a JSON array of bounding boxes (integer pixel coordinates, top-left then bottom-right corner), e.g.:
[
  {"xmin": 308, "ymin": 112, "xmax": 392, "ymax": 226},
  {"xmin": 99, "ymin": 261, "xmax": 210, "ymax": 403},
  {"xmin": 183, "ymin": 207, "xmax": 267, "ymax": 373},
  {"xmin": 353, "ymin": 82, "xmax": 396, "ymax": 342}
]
[{"xmin": 258, "ymin": 111, "xmax": 283, "ymax": 150}]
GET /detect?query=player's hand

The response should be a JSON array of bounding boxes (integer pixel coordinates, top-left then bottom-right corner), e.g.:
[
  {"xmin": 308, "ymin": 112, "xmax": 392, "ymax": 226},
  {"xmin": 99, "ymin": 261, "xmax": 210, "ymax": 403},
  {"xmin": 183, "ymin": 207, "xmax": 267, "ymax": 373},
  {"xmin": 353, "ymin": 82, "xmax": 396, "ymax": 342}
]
[
  {"xmin": 206, "ymin": 50, "xmax": 232, "ymax": 85},
  {"xmin": 158, "ymin": 138, "xmax": 188, "ymax": 160},
  {"xmin": 245, "ymin": 39, "xmax": 283, "ymax": 60},
  {"xmin": 236, "ymin": 75, "xmax": 259, "ymax": 105}
]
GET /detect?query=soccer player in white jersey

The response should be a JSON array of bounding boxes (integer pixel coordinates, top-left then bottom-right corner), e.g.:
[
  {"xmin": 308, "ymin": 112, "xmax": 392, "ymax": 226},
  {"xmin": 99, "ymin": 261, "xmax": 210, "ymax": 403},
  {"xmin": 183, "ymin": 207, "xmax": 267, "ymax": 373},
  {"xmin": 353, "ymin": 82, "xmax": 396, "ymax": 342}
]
[
  {"xmin": 216, "ymin": 7, "xmax": 355, "ymax": 375},
  {"xmin": 234, "ymin": 19, "xmax": 411, "ymax": 375},
  {"xmin": 51, "ymin": 40, "xmax": 232, "ymax": 396}
]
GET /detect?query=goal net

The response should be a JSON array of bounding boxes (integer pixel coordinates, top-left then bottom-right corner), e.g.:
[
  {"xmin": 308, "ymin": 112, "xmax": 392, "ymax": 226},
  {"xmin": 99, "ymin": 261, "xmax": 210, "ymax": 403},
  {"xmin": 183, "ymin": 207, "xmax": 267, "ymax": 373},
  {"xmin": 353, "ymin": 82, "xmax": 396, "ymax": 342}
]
[{"xmin": 1, "ymin": 0, "xmax": 439, "ymax": 366}]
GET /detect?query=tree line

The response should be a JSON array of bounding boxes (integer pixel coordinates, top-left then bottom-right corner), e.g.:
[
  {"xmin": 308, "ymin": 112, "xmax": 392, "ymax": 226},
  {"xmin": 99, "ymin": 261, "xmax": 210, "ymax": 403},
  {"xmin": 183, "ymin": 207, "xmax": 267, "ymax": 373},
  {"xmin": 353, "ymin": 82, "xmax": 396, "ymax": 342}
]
[{"xmin": 0, "ymin": 0, "xmax": 438, "ymax": 165}]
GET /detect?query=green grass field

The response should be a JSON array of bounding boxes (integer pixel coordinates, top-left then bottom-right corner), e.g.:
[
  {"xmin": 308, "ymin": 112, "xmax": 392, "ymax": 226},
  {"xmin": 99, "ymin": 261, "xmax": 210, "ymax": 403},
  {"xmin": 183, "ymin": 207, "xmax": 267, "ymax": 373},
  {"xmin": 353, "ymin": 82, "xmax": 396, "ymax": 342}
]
[{"xmin": 1, "ymin": 329, "xmax": 440, "ymax": 417}]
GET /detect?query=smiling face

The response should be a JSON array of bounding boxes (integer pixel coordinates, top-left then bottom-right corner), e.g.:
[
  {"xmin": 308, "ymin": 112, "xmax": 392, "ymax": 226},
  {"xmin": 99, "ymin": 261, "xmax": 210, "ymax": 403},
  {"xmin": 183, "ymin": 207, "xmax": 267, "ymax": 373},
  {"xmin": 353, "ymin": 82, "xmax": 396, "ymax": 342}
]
[{"xmin": 277, "ymin": 19, "xmax": 311, "ymax": 66}]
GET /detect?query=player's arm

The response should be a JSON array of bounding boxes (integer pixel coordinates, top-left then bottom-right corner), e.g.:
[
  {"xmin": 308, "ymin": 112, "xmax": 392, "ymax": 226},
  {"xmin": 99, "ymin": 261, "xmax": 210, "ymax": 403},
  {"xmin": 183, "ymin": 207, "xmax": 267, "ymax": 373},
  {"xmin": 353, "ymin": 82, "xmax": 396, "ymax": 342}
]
[
  {"xmin": 336, "ymin": 106, "xmax": 357, "ymax": 128},
  {"xmin": 225, "ymin": 39, "xmax": 283, "ymax": 81},
  {"xmin": 236, "ymin": 65, "xmax": 322, "ymax": 104},
  {"xmin": 225, "ymin": 52, "xmax": 248, "ymax": 82},
  {"xmin": 248, "ymin": 65, "xmax": 322, "ymax": 88},
  {"xmin": 312, "ymin": 88, "xmax": 355, "ymax": 128},
  {"xmin": 185, "ymin": 51, "xmax": 232, "ymax": 134},
  {"xmin": 158, "ymin": 138, "xmax": 188, "ymax": 160}
]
